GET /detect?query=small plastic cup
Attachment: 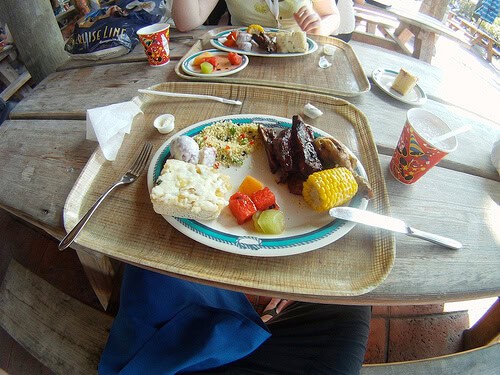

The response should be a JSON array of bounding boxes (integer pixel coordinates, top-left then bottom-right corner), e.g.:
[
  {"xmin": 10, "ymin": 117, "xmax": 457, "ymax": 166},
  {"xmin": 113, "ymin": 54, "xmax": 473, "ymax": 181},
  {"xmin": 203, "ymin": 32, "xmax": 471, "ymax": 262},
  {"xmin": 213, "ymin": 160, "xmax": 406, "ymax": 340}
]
[
  {"xmin": 389, "ymin": 108, "xmax": 458, "ymax": 184},
  {"xmin": 136, "ymin": 23, "xmax": 170, "ymax": 67}
]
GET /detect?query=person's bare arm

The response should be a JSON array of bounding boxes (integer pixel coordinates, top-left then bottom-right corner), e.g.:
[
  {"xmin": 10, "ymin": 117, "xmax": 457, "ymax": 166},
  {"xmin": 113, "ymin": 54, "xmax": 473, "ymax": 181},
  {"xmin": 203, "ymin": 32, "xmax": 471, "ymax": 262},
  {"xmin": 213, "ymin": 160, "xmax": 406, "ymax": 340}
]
[
  {"xmin": 171, "ymin": 0, "xmax": 220, "ymax": 32},
  {"xmin": 294, "ymin": 0, "xmax": 340, "ymax": 36}
]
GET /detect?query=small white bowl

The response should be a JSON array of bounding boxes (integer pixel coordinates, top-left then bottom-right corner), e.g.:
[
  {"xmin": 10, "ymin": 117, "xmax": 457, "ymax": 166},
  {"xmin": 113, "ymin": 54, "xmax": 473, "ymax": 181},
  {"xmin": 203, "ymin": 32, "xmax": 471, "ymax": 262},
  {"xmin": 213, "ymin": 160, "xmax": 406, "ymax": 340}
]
[{"xmin": 154, "ymin": 114, "xmax": 175, "ymax": 134}]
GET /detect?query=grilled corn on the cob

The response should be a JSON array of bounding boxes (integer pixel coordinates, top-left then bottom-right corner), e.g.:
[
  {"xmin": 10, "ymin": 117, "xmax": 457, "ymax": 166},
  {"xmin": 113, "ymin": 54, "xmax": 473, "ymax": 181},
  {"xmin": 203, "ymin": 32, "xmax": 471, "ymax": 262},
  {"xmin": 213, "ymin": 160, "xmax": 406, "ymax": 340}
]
[{"xmin": 302, "ymin": 167, "xmax": 358, "ymax": 211}]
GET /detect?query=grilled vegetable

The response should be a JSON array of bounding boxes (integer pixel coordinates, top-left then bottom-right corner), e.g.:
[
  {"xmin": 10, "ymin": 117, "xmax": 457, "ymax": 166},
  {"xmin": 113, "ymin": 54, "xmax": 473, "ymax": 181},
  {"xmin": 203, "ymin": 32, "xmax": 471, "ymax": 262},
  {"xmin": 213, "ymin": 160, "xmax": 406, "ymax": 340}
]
[{"xmin": 302, "ymin": 167, "xmax": 358, "ymax": 212}]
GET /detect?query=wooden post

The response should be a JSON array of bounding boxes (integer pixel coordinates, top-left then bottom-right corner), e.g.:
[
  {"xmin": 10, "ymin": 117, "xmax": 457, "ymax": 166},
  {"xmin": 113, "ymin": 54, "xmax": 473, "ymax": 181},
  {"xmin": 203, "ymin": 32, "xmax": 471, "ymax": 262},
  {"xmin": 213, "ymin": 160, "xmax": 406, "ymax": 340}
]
[
  {"xmin": 419, "ymin": 0, "xmax": 450, "ymax": 21},
  {"xmin": 0, "ymin": 0, "xmax": 68, "ymax": 83}
]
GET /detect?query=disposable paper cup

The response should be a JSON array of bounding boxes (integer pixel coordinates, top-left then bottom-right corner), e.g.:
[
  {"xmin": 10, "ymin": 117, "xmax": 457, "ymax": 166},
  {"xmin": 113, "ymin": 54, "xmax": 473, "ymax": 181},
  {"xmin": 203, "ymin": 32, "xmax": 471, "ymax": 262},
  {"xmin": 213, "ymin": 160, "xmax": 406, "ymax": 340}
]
[
  {"xmin": 136, "ymin": 23, "xmax": 170, "ymax": 67},
  {"xmin": 390, "ymin": 108, "xmax": 458, "ymax": 184}
]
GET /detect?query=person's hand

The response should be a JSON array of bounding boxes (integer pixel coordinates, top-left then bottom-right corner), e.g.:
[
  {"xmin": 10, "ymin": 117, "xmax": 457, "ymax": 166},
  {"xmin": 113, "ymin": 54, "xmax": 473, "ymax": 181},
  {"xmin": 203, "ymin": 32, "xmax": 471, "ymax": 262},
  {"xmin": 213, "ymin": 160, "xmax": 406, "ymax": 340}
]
[{"xmin": 293, "ymin": 6, "xmax": 322, "ymax": 34}]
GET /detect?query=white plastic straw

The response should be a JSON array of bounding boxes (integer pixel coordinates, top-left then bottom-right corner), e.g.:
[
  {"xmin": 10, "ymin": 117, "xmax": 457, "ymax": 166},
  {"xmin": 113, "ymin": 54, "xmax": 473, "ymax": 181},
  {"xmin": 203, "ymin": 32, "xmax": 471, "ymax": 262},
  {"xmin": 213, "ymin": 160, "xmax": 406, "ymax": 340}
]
[{"xmin": 429, "ymin": 125, "xmax": 471, "ymax": 144}]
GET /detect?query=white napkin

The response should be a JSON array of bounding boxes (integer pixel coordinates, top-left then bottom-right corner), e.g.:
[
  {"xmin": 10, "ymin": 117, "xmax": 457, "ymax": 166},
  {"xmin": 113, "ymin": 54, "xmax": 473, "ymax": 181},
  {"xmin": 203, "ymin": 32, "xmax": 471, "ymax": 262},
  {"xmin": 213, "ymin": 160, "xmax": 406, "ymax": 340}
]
[{"xmin": 86, "ymin": 99, "xmax": 143, "ymax": 161}]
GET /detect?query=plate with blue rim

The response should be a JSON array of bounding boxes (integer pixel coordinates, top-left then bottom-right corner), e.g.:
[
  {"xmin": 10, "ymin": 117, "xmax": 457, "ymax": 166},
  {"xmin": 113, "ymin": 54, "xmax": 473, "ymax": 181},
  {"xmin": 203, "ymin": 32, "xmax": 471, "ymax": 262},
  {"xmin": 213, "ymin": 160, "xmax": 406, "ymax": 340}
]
[
  {"xmin": 181, "ymin": 49, "xmax": 249, "ymax": 77},
  {"xmin": 147, "ymin": 114, "xmax": 369, "ymax": 257},
  {"xmin": 210, "ymin": 28, "xmax": 318, "ymax": 57},
  {"xmin": 372, "ymin": 68, "xmax": 427, "ymax": 106}
]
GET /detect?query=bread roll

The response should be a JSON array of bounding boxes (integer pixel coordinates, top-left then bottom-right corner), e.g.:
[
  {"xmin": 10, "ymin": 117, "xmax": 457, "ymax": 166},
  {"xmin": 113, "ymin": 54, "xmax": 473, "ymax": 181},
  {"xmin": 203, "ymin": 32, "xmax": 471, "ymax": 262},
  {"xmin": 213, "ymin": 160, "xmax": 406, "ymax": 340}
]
[
  {"xmin": 276, "ymin": 31, "xmax": 308, "ymax": 53},
  {"xmin": 151, "ymin": 159, "xmax": 231, "ymax": 221},
  {"xmin": 391, "ymin": 68, "xmax": 418, "ymax": 96}
]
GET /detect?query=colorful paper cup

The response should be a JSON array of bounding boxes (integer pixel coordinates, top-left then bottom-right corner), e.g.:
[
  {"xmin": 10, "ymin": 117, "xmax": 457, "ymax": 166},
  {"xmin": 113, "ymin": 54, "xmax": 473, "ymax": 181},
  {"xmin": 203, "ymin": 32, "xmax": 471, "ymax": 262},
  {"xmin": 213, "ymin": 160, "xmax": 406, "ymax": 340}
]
[
  {"xmin": 136, "ymin": 23, "xmax": 170, "ymax": 67},
  {"xmin": 390, "ymin": 108, "xmax": 458, "ymax": 184}
]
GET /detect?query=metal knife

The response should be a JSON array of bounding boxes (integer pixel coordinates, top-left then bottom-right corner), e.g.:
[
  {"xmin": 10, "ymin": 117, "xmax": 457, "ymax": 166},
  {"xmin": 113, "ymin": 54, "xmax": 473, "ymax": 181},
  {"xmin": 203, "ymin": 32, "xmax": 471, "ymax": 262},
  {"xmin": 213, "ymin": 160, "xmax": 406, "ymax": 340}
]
[{"xmin": 329, "ymin": 207, "xmax": 462, "ymax": 250}]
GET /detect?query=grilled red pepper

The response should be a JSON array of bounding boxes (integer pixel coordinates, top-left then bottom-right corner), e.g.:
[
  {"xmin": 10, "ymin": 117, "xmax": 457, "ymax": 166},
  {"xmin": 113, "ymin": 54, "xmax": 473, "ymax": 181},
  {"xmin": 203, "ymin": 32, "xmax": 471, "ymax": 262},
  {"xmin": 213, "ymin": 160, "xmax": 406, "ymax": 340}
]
[
  {"xmin": 229, "ymin": 192, "xmax": 257, "ymax": 225},
  {"xmin": 250, "ymin": 187, "xmax": 279, "ymax": 211}
]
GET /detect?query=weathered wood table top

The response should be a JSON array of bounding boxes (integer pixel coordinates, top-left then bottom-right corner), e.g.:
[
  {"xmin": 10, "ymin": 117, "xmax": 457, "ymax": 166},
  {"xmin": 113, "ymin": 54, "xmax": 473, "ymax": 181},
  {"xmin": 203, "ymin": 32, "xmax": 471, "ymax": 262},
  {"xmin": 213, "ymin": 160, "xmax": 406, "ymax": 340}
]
[{"xmin": 1, "ymin": 30, "xmax": 499, "ymax": 309}]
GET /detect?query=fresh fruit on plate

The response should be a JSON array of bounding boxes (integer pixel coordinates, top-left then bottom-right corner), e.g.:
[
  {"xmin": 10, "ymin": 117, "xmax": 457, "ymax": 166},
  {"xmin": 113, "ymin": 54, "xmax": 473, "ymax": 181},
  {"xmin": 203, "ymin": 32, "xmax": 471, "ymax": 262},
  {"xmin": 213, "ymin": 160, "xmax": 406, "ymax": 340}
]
[
  {"xmin": 252, "ymin": 210, "xmax": 285, "ymax": 234},
  {"xmin": 223, "ymin": 31, "xmax": 238, "ymax": 47},
  {"xmin": 200, "ymin": 61, "xmax": 214, "ymax": 74},
  {"xmin": 227, "ymin": 52, "xmax": 243, "ymax": 65},
  {"xmin": 228, "ymin": 192, "xmax": 257, "ymax": 224},
  {"xmin": 193, "ymin": 51, "xmax": 213, "ymax": 66},
  {"xmin": 250, "ymin": 187, "xmax": 279, "ymax": 211},
  {"xmin": 247, "ymin": 24, "xmax": 265, "ymax": 35},
  {"xmin": 238, "ymin": 175, "xmax": 265, "ymax": 196},
  {"xmin": 229, "ymin": 180, "xmax": 283, "ymax": 234}
]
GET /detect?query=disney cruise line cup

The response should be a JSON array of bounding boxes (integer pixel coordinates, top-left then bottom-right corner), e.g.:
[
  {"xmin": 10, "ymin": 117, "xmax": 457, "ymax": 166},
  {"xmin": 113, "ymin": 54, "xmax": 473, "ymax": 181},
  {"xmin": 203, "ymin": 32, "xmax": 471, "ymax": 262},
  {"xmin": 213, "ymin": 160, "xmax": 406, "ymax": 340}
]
[
  {"xmin": 390, "ymin": 108, "xmax": 457, "ymax": 184},
  {"xmin": 137, "ymin": 23, "xmax": 170, "ymax": 67}
]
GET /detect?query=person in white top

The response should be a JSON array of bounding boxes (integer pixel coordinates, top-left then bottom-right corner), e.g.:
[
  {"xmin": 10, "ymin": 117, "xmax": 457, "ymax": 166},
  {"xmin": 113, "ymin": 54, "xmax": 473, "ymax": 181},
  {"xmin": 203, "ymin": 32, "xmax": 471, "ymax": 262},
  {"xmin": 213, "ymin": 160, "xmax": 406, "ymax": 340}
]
[
  {"xmin": 332, "ymin": 0, "xmax": 364, "ymax": 42},
  {"xmin": 172, "ymin": 0, "xmax": 340, "ymax": 36}
]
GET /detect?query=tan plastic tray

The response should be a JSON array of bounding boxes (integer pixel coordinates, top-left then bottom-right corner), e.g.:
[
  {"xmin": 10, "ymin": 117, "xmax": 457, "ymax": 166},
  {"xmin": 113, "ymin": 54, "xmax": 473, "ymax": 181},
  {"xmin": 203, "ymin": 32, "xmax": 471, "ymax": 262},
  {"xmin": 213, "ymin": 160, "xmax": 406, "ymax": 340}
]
[
  {"xmin": 175, "ymin": 29, "xmax": 371, "ymax": 97},
  {"xmin": 63, "ymin": 82, "xmax": 394, "ymax": 301}
]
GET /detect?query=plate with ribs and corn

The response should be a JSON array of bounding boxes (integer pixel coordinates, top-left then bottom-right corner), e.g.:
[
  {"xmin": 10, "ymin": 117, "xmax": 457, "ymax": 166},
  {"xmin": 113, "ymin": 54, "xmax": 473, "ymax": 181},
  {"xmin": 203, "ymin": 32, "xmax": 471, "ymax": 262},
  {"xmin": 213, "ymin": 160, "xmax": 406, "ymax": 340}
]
[{"xmin": 147, "ymin": 114, "xmax": 372, "ymax": 257}]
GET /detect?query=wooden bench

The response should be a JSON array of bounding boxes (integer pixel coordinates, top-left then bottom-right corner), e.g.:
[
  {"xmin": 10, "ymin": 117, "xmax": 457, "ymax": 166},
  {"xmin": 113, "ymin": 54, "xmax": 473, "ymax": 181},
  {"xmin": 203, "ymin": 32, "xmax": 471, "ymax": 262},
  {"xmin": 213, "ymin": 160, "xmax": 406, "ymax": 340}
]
[
  {"xmin": 1, "ymin": 260, "xmax": 499, "ymax": 374},
  {"xmin": 446, "ymin": 14, "xmax": 499, "ymax": 62},
  {"xmin": 0, "ymin": 44, "xmax": 32, "ymax": 101},
  {"xmin": 353, "ymin": 10, "xmax": 404, "ymax": 53}
]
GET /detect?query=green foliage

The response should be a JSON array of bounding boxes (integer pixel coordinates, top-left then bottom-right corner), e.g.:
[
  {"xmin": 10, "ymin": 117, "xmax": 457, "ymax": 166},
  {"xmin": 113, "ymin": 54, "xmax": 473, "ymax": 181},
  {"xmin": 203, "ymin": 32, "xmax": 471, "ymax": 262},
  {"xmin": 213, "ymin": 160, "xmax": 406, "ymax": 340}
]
[
  {"xmin": 450, "ymin": 0, "xmax": 476, "ymax": 18},
  {"xmin": 480, "ymin": 18, "xmax": 500, "ymax": 44},
  {"xmin": 451, "ymin": 0, "xmax": 499, "ymax": 45}
]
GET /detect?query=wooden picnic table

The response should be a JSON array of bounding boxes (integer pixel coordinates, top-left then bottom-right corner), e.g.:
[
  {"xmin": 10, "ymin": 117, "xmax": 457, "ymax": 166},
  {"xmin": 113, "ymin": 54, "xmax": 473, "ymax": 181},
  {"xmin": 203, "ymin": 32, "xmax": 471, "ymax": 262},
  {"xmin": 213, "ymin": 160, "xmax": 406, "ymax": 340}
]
[
  {"xmin": 447, "ymin": 11, "xmax": 499, "ymax": 63},
  {"xmin": 0, "ymin": 28, "xmax": 499, "ymax": 310},
  {"xmin": 354, "ymin": 2, "xmax": 469, "ymax": 63}
]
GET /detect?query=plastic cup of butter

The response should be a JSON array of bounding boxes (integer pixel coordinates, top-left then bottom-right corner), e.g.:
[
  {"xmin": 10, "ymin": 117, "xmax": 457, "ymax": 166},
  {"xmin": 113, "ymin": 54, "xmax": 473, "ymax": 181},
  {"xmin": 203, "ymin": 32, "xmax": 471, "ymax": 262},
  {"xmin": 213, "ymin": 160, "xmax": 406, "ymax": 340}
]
[{"xmin": 154, "ymin": 114, "xmax": 175, "ymax": 134}]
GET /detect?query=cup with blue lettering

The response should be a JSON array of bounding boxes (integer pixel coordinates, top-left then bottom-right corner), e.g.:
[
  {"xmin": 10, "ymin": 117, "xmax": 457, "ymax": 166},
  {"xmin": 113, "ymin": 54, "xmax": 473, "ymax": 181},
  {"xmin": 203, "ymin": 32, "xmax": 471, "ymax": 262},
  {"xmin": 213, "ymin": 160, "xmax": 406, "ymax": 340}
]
[{"xmin": 136, "ymin": 23, "xmax": 170, "ymax": 67}]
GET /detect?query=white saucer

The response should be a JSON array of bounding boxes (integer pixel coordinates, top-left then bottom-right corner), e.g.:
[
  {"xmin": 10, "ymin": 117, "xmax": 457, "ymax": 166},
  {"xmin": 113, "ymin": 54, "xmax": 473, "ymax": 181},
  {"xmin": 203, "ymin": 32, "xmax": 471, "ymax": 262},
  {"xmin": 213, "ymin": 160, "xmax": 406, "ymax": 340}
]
[{"xmin": 372, "ymin": 68, "xmax": 427, "ymax": 106}]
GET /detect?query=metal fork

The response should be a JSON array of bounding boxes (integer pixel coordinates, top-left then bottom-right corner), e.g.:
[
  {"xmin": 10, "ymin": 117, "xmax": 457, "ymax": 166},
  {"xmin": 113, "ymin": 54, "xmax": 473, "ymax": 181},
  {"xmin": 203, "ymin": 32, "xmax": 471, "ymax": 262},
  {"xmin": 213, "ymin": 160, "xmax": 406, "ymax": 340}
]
[{"xmin": 58, "ymin": 142, "xmax": 153, "ymax": 251}]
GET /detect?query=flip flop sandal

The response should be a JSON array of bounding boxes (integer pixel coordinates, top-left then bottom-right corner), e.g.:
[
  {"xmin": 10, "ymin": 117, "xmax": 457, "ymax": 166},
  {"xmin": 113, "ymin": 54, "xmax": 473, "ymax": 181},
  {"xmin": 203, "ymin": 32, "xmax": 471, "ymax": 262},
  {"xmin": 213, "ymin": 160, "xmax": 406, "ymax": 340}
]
[{"xmin": 260, "ymin": 307, "xmax": 279, "ymax": 322}]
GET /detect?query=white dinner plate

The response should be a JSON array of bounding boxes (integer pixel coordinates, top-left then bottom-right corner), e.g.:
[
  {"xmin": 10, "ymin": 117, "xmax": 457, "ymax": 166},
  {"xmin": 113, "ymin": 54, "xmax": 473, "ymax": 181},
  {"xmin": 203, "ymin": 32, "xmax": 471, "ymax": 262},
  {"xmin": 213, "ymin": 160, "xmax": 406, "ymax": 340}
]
[
  {"xmin": 181, "ymin": 49, "xmax": 249, "ymax": 77},
  {"xmin": 147, "ymin": 114, "xmax": 369, "ymax": 257},
  {"xmin": 210, "ymin": 28, "xmax": 318, "ymax": 57},
  {"xmin": 372, "ymin": 68, "xmax": 427, "ymax": 106}
]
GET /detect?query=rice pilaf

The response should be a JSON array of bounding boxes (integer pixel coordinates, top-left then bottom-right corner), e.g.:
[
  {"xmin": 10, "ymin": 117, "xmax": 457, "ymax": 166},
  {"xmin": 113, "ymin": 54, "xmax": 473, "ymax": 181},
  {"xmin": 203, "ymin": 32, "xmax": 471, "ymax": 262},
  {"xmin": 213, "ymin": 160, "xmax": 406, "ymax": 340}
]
[{"xmin": 194, "ymin": 120, "xmax": 261, "ymax": 167}]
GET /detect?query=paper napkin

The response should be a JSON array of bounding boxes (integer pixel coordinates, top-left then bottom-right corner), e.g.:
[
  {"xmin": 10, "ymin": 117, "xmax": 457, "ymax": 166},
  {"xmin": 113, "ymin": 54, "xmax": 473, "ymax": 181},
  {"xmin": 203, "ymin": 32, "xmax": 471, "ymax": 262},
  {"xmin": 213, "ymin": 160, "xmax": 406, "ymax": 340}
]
[{"xmin": 86, "ymin": 99, "xmax": 143, "ymax": 161}]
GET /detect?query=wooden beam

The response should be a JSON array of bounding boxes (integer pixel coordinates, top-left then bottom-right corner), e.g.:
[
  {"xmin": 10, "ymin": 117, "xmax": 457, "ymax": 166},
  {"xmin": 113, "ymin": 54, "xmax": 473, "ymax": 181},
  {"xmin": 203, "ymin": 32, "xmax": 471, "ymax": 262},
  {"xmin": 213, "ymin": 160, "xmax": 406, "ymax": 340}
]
[
  {"xmin": 0, "ymin": 260, "xmax": 113, "ymax": 374},
  {"xmin": 463, "ymin": 298, "xmax": 500, "ymax": 350},
  {"xmin": 0, "ymin": 70, "xmax": 31, "ymax": 101},
  {"xmin": 0, "ymin": 0, "xmax": 68, "ymax": 83}
]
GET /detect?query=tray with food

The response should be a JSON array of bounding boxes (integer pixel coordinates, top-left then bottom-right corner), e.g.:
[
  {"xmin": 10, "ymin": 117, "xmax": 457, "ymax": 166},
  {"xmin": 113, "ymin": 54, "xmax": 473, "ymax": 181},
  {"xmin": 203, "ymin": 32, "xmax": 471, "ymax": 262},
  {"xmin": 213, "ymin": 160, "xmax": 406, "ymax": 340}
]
[
  {"xmin": 148, "ymin": 114, "xmax": 373, "ymax": 257},
  {"xmin": 63, "ymin": 82, "xmax": 393, "ymax": 299},
  {"xmin": 210, "ymin": 25, "xmax": 318, "ymax": 57},
  {"xmin": 175, "ymin": 28, "xmax": 370, "ymax": 97}
]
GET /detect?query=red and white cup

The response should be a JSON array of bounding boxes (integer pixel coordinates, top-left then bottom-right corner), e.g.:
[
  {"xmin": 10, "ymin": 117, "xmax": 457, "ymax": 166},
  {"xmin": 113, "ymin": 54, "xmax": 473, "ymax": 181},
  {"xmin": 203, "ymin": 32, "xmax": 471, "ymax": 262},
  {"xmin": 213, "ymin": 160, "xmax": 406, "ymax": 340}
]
[
  {"xmin": 136, "ymin": 23, "xmax": 170, "ymax": 67},
  {"xmin": 390, "ymin": 108, "xmax": 458, "ymax": 184}
]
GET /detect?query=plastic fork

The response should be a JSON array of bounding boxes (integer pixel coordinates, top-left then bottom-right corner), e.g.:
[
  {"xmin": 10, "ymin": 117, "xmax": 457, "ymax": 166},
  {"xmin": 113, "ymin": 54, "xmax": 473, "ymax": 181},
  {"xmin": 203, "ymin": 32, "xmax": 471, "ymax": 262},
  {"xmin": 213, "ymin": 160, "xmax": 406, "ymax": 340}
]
[{"xmin": 58, "ymin": 142, "xmax": 153, "ymax": 251}]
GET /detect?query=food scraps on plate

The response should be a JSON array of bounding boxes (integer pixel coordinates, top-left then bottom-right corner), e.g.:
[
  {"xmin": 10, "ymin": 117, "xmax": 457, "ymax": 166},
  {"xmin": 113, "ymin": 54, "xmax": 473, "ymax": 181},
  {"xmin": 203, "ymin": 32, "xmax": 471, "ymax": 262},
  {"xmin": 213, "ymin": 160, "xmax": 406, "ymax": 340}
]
[
  {"xmin": 192, "ymin": 51, "xmax": 243, "ymax": 74},
  {"xmin": 223, "ymin": 24, "xmax": 308, "ymax": 54}
]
